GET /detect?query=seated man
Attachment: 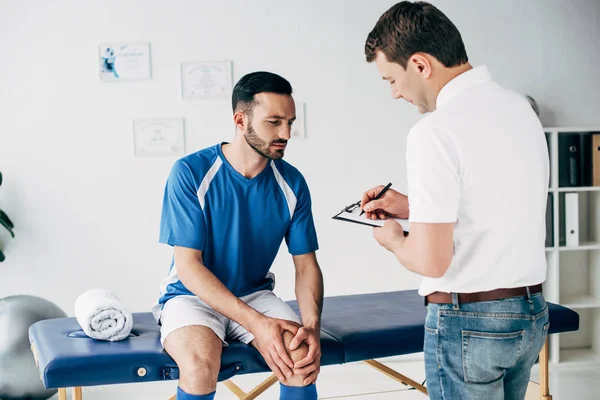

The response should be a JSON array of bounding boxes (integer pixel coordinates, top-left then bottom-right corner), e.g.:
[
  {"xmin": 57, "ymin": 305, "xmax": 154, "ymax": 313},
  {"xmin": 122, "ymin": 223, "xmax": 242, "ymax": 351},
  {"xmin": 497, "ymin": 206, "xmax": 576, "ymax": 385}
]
[{"xmin": 152, "ymin": 71, "xmax": 323, "ymax": 400}]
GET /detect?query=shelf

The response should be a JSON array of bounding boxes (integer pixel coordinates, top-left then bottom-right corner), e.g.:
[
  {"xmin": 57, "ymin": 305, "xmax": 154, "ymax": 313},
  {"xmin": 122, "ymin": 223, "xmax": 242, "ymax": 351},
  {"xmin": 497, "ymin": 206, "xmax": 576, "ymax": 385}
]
[
  {"xmin": 556, "ymin": 242, "xmax": 600, "ymax": 251},
  {"xmin": 546, "ymin": 243, "xmax": 600, "ymax": 251},
  {"xmin": 561, "ymin": 295, "xmax": 600, "ymax": 309},
  {"xmin": 553, "ymin": 186, "xmax": 600, "ymax": 192},
  {"xmin": 544, "ymin": 127, "xmax": 600, "ymax": 132},
  {"xmin": 542, "ymin": 129, "xmax": 600, "ymax": 365}
]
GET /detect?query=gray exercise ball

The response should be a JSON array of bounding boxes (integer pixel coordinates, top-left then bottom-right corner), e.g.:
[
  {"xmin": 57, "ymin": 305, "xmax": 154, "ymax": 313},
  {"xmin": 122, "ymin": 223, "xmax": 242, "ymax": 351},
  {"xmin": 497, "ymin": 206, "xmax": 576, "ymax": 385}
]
[
  {"xmin": 0, "ymin": 295, "xmax": 67, "ymax": 400},
  {"xmin": 525, "ymin": 95, "xmax": 540, "ymax": 116}
]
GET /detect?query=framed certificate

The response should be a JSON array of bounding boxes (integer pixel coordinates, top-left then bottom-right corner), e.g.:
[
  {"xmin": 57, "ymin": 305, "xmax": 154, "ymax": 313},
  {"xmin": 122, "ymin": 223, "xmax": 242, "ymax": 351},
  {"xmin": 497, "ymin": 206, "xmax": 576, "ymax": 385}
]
[
  {"xmin": 132, "ymin": 118, "xmax": 185, "ymax": 157},
  {"xmin": 291, "ymin": 99, "xmax": 306, "ymax": 139},
  {"xmin": 181, "ymin": 61, "xmax": 232, "ymax": 99},
  {"xmin": 99, "ymin": 42, "xmax": 152, "ymax": 82}
]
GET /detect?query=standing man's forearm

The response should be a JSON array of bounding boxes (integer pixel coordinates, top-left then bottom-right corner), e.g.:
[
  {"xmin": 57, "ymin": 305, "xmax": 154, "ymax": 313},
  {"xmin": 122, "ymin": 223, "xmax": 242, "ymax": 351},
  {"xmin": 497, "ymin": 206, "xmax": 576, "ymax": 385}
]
[
  {"xmin": 390, "ymin": 223, "xmax": 454, "ymax": 279},
  {"xmin": 392, "ymin": 235, "xmax": 426, "ymax": 276}
]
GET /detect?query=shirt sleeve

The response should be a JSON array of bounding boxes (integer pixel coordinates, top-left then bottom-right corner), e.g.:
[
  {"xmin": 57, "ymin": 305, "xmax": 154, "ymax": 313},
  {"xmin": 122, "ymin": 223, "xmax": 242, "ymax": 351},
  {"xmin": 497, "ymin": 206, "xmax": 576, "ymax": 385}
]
[
  {"xmin": 285, "ymin": 176, "xmax": 319, "ymax": 256},
  {"xmin": 406, "ymin": 123, "xmax": 461, "ymax": 223},
  {"xmin": 159, "ymin": 160, "xmax": 207, "ymax": 251}
]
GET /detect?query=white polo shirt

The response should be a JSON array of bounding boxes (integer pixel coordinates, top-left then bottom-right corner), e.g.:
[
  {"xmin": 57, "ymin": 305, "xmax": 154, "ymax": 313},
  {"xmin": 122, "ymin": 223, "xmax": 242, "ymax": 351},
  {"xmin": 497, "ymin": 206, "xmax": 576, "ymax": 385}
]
[{"xmin": 407, "ymin": 65, "xmax": 549, "ymax": 296}]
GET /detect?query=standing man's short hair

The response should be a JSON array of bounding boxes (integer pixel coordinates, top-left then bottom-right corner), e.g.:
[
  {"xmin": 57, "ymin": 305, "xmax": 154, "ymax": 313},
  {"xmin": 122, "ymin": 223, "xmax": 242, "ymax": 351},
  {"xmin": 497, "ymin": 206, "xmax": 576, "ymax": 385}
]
[
  {"xmin": 232, "ymin": 72, "xmax": 293, "ymax": 114},
  {"xmin": 364, "ymin": 1, "xmax": 469, "ymax": 68}
]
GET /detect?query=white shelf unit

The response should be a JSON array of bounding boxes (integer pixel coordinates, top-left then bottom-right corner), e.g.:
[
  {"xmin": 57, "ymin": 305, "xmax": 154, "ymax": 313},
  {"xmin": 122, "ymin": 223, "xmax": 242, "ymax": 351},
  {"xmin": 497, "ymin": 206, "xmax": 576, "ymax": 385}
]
[{"xmin": 544, "ymin": 127, "xmax": 600, "ymax": 365}]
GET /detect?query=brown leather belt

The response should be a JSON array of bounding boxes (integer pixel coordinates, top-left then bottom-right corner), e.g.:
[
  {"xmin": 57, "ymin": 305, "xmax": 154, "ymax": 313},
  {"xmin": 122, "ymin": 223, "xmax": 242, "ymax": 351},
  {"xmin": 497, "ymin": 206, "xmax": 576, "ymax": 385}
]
[{"xmin": 425, "ymin": 284, "xmax": 543, "ymax": 305}]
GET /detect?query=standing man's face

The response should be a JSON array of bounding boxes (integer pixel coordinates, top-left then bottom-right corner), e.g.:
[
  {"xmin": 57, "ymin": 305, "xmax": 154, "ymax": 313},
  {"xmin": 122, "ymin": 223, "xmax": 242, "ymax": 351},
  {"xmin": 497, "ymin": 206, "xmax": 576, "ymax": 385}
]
[
  {"xmin": 243, "ymin": 93, "xmax": 296, "ymax": 160},
  {"xmin": 374, "ymin": 51, "xmax": 429, "ymax": 114}
]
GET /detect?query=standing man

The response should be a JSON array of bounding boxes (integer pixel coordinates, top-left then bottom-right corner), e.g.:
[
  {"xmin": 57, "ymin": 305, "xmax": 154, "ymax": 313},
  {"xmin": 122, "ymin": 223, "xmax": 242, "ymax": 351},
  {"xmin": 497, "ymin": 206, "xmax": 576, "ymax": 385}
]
[
  {"xmin": 153, "ymin": 71, "xmax": 323, "ymax": 400},
  {"xmin": 361, "ymin": 2, "xmax": 549, "ymax": 399}
]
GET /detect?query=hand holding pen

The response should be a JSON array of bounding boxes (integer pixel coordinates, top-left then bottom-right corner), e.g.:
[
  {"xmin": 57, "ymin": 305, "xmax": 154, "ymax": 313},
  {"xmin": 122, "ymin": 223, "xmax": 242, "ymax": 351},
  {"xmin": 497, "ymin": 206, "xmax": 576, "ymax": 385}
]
[{"xmin": 360, "ymin": 183, "xmax": 410, "ymax": 220}]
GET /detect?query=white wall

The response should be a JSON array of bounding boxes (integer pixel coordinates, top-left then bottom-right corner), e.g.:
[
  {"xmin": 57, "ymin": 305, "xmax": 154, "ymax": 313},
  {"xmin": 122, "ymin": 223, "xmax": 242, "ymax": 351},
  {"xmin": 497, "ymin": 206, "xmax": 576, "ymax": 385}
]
[{"xmin": 0, "ymin": 0, "xmax": 599, "ymax": 315}]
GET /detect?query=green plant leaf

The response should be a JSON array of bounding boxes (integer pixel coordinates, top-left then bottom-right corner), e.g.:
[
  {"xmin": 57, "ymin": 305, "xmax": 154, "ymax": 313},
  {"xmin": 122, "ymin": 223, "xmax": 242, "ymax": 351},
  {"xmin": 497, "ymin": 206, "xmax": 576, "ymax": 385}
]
[
  {"xmin": 0, "ymin": 248, "xmax": 5, "ymax": 262},
  {"xmin": 0, "ymin": 217, "xmax": 14, "ymax": 238},
  {"xmin": 0, "ymin": 210, "xmax": 14, "ymax": 229}
]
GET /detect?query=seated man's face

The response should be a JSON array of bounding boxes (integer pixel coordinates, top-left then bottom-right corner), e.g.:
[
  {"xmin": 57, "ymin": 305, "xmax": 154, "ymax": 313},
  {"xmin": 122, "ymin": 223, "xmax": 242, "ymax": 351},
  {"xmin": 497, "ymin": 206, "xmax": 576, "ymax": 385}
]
[{"xmin": 244, "ymin": 93, "xmax": 296, "ymax": 160}]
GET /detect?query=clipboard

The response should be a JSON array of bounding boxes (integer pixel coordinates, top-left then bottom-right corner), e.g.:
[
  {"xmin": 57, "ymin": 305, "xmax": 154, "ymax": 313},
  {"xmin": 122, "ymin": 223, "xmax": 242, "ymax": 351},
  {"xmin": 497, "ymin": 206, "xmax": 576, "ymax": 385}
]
[{"xmin": 332, "ymin": 200, "xmax": 410, "ymax": 235}]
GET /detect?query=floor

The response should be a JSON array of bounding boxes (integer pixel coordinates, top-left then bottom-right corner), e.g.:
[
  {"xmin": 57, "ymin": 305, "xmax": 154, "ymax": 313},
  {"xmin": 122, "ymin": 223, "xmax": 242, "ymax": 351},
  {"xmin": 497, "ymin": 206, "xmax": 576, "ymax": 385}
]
[{"xmin": 47, "ymin": 355, "xmax": 600, "ymax": 399}]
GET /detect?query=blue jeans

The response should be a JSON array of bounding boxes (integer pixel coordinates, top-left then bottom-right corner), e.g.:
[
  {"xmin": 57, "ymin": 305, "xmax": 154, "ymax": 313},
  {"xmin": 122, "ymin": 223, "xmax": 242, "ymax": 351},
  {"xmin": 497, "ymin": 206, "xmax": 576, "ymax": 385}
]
[{"xmin": 424, "ymin": 292, "xmax": 549, "ymax": 400}]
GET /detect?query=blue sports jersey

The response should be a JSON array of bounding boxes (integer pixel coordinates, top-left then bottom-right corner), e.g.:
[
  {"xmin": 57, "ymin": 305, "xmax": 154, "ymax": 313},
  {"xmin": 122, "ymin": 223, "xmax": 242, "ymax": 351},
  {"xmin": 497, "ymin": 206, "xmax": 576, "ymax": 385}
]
[{"xmin": 155, "ymin": 143, "xmax": 319, "ymax": 309}]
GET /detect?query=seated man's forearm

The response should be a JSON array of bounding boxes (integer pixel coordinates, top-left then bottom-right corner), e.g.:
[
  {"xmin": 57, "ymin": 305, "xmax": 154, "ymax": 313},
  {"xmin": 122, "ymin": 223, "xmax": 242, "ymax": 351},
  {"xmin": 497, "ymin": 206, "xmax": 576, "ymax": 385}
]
[
  {"xmin": 178, "ymin": 260, "xmax": 262, "ymax": 330},
  {"xmin": 294, "ymin": 258, "xmax": 324, "ymax": 328}
]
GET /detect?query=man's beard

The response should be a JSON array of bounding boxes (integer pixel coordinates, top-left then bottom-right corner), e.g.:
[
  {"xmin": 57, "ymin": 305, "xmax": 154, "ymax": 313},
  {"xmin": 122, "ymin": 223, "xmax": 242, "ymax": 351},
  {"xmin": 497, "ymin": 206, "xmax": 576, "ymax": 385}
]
[{"xmin": 244, "ymin": 123, "xmax": 287, "ymax": 160}]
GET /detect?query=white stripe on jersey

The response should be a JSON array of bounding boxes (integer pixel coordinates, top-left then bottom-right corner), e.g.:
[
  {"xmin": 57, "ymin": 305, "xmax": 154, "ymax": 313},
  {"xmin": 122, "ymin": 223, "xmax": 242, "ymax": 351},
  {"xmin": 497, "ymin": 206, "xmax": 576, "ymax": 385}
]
[
  {"xmin": 270, "ymin": 161, "xmax": 297, "ymax": 220},
  {"xmin": 159, "ymin": 263, "xmax": 180, "ymax": 295},
  {"xmin": 197, "ymin": 157, "xmax": 223, "ymax": 210}
]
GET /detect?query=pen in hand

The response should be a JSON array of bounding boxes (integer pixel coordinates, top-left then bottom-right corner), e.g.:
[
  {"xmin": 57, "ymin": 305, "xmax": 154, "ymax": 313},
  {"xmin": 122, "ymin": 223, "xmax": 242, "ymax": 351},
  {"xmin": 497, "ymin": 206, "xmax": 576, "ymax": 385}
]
[{"xmin": 360, "ymin": 182, "xmax": 393, "ymax": 216}]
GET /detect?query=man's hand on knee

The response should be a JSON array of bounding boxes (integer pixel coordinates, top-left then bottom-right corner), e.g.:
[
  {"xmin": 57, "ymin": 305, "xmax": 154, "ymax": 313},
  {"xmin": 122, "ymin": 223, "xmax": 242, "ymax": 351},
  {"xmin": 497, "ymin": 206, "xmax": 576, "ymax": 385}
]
[
  {"xmin": 249, "ymin": 316, "xmax": 301, "ymax": 381},
  {"xmin": 286, "ymin": 326, "xmax": 322, "ymax": 385}
]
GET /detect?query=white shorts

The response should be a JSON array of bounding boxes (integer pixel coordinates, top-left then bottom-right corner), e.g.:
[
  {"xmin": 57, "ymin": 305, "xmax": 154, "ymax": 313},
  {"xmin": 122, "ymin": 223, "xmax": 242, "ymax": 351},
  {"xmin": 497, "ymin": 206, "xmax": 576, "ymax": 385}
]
[{"xmin": 158, "ymin": 290, "xmax": 301, "ymax": 346}]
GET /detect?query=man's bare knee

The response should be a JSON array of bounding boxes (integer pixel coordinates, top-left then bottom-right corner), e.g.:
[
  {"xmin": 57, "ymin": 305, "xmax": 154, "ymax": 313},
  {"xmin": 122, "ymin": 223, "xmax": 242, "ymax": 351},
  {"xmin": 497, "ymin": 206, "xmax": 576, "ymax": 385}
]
[
  {"xmin": 163, "ymin": 326, "xmax": 222, "ymax": 395},
  {"xmin": 179, "ymin": 355, "xmax": 220, "ymax": 394}
]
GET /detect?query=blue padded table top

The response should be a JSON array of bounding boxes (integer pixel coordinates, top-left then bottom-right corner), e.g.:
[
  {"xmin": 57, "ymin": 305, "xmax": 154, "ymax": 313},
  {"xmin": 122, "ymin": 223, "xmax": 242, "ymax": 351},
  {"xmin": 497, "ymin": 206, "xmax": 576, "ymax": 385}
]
[
  {"xmin": 29, "ymin": 313, "xmax": 344, "ymax": 389},
  {"xmin": 313, "ymin": 290, "xmax": 580, "ymax": 363},
  {"xmin": 29, "ymin": 290, "xmax": 579, "ymax": 389},
  {"xmin": 317, "ymin": 290, "xmax": 427, "ymax": 363}
]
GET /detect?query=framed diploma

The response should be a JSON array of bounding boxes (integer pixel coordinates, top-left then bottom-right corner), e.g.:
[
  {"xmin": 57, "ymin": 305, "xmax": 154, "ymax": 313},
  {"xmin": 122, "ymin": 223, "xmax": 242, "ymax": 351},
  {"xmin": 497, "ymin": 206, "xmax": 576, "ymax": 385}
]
[
  {"xmin": 99, "ymin": 42, "xmax": 152, "ymax": 82},
  {"xmin": 132, "ymin": 118, "xmax": 185, "ymax": 157},
  {"xmin": 181, "ymin": 61, "xmax": 232, "ymax": 99},
  {"xmin": 291, "ymin": 99, "xmax": 306, "ymax": 139}
]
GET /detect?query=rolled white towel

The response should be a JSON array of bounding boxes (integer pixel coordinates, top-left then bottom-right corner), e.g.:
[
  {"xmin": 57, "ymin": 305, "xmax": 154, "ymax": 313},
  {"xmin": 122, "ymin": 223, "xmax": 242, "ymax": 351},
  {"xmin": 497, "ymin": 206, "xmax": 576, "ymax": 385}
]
[{"xmin": 74, "ymin": 289, "xmax": 133, "ymax": 341}]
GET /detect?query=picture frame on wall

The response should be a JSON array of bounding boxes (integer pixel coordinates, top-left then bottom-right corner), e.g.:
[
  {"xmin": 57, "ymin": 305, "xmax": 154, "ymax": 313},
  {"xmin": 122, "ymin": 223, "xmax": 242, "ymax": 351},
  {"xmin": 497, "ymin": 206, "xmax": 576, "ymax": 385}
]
[
  {"xmin": 99, "ymin": 42, "xmax": 152, "ymax": 82},
  {"xmin": 181, "ymin": 60, "xmax": 233, "ymax": 99},
  {"xmin": 291, "ymin": 99, "xmax": 306, "ymax": 139},
  {"xmin": 132, "ymin": 117, "xmax": 185, "ymax": 157}
]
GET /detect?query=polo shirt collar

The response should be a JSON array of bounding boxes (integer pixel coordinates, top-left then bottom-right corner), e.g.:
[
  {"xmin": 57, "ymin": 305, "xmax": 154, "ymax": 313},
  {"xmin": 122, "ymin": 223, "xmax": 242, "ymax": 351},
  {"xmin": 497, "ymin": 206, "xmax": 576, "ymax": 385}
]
[{"xmin": 435, "ymin": 65, "xmax": 492, "ymax": 109}]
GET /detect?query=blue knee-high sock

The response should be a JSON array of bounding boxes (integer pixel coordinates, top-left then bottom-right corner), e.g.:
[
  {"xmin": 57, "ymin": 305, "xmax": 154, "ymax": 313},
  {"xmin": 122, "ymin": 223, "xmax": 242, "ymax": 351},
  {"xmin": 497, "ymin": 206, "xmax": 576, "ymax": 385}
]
[
  {"xmin": 279, "ymin": 383, "xmax": 318, "ymax": 400},
  {"xmin": 177, "ymin": 386, "xmax": 216, "ymax": 400}
]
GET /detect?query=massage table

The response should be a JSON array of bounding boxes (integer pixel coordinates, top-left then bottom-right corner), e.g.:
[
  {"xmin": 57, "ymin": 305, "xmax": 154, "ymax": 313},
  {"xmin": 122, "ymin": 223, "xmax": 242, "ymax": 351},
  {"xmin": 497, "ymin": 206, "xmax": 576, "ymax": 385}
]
[{"xmin": 29, "ymin": 290, "xmax": 578, "ymax": 400}]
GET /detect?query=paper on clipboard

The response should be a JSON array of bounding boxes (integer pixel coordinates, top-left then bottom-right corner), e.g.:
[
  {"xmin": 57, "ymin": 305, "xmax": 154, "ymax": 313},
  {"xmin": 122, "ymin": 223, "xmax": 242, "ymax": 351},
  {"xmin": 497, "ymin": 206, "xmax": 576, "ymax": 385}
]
[{"xmin": 332, "ymin": 200, "xmax": 410, "ymax": 234}]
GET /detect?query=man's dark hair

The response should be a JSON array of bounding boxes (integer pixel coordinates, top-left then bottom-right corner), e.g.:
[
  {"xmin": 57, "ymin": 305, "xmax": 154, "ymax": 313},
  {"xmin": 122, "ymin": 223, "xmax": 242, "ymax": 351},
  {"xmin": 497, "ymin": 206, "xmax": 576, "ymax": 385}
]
[
  {"xmin": 365, "ymin": 1, "xmax": 468, "ymax": 69},
  {"xmin": 232, "ymin": 72, "xmax": 293, "ymax": 114}
]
